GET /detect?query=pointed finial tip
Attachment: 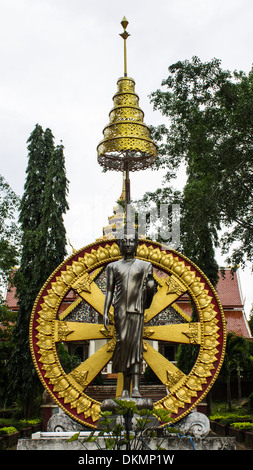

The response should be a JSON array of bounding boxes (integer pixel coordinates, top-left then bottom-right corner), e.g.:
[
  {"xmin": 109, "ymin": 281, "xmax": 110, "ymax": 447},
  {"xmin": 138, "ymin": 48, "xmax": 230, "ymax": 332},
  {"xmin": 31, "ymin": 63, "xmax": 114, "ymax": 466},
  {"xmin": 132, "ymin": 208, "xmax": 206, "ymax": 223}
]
[
  {"xmin": 121, "ymin": 17, "xmax": 129, "ymax": 30},
  {"xmin": 120, "ymin": 17, "xmax": 130, "ymax": 40}
]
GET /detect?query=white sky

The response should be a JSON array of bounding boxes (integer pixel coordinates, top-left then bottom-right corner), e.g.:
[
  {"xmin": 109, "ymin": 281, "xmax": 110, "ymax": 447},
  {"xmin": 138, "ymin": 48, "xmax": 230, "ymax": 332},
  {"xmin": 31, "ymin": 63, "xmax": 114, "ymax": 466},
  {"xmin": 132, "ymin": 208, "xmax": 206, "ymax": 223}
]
[{"xmin": 1, "ymin": 0, "xmax": 253, "ymax": 318}]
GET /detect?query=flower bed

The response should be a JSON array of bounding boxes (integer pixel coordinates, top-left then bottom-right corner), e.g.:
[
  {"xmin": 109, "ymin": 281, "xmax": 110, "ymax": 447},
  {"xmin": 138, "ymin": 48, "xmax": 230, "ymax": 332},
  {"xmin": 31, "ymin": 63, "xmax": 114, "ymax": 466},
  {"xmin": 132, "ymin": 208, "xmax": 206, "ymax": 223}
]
[
  {"xmin": 229, "ymin": 423, "xmax": 253, "ymax": 448},
  {"xmin": 230, "ymin": 422, "xmax": 253, "ymax": 431},
  {"xmin": 210, "ymin": 411, "xmax": 253, "ymax": 448},
  {"xmin": 0, "ymin": 426, "xmax": 18, "ymax": 435},
  {"xmin": 0, "ymin": 419, "xmax": 42, "ymax": 449},
  {"xmin": 210, "ymin": 413, "xmax": 252, "ymax": 426},
  {"xmin": 0, "ymin": 427, "xmax": 20, "ymax": 449}
]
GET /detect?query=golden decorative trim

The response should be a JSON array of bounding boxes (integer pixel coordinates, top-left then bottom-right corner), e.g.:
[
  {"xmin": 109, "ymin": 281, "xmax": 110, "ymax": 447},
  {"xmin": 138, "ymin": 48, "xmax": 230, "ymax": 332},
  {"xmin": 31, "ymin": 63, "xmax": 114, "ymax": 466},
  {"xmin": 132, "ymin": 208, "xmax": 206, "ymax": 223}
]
[
  {"xmin": 143, "ymin": 327, "xmax": 155, "ymax": 338},
  {"xmin": 166, "ymin": 275, "xmax": 186, "ymax": 296},
  {"xmin": 69, "ymin": 370, "xmax": 89, "ymax": 389},
  {"xmin": 72, "ymin": 272, "xmax": 93, "ymax": 294},
  {"xmin": 166, "ymin": 370, "xmax": 185, "ymax": 388},
  {"xmin": 182, "ymin": 323, "xmax": 200, "ymax": 344},
  {"xmin": 56, "ymin": 321, "xmax": 74, "ymax": 342}
]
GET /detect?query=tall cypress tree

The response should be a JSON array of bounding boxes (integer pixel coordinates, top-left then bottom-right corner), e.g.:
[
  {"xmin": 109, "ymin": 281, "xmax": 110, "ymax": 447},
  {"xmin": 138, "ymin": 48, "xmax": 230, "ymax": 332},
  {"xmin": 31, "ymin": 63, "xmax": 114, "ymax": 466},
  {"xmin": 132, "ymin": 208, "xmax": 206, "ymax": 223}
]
[
  {"xmin": 9, "ymin": 125, "xmax": 69, "ymax": 416},
  {"xmin": 37, "ymin": 140, "xmax": 69, "ymax": 278},
  {"xmin": 18, "ymin": 126, "xmax": 55, "ymax": 301}
]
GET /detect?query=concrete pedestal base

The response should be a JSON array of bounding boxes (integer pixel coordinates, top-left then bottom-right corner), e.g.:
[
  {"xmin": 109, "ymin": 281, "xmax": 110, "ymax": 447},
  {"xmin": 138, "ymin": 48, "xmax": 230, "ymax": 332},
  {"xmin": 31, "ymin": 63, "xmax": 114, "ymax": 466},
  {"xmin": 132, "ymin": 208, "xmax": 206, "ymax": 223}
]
[
  {"xmin": 17, "ymin": 431, "xmax": 236, "ymax": 450},
  {"xmin": 17, "ymin": 401, "xmax": 236, "ymax": 450}
]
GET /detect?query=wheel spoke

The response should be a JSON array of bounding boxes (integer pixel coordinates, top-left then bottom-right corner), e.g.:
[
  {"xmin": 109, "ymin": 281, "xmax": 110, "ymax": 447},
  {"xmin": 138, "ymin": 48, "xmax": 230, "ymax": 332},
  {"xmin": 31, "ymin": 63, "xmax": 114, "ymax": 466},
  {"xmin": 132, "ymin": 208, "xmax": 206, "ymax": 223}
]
[
  {"xmin": 143, "ymin": 322, "xmax": 201, "ymax": 345},
  {"xmin": 144, "ymin": 278, "xmax": 187, "ymax": 323},
  {"xmin": 116, "ymin": 373, "xmax": 124, "ymax": 398},
  {"xmin": 67, "ymin": 340, "xmax": 115, "ymax": 391},
  {"xmin": 143, "ymin": 341, "xmax": 186, "ymax": 390},
  {"xmin": 59, "ymin": 278, "xmax": 114, "ymax": 321},
  {"xmin": 72, "ymin": 280, "xmax": 106, "ymax": 314},
  {"xmin": 54, "ymin": 320, "xmax": 113, "ymax": 342}
]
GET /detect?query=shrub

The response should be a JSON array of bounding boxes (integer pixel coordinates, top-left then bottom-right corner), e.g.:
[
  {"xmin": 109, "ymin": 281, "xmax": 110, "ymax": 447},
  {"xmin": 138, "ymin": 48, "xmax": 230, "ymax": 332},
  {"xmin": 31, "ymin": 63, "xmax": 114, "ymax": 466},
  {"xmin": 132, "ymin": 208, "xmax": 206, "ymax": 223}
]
[
  {"xmin": 209, "ymin": 413, "xmax": 226, "ymax": 422},
  {"xmin": 209, "ymin": 412, "xmax": 252, "ymax": 426},
  {"xmin": 0, "ymin": 426, "xmax": 18, "ymax": 435},
  {"xmin": 230, "ymin": 422, "xmax": 253, "ymax": 431},
  {"xmin": 0, "ymin": 417, "xmax": 41, "ymax": 431},
  {"xmin": 19, "ymin": 418, "xmax": 41, "ymax": 426}
]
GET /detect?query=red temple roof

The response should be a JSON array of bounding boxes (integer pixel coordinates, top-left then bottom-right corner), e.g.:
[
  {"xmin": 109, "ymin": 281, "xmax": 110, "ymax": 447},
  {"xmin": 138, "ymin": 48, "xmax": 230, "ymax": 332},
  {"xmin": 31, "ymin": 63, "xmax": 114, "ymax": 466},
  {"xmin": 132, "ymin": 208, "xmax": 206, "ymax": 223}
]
[
  {"xmin": 5, "ymin": 285, "xmax": 19, "ymax": 311},
  {"xmin": 216, "ymin": 269, "xmax": 243, "ymax": 309}
]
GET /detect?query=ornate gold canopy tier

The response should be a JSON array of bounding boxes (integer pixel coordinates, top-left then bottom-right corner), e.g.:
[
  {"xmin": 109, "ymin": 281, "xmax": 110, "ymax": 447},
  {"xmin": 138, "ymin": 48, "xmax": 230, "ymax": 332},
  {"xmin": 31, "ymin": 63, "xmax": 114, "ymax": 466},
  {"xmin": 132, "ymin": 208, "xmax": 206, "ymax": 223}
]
[
  {"xmin": 97, "ymin": 76, "xmax": 157, "ymax": 172},
  {"xmin": 97, "ymin": 17, "xmax": 157, "ymax": 173}
]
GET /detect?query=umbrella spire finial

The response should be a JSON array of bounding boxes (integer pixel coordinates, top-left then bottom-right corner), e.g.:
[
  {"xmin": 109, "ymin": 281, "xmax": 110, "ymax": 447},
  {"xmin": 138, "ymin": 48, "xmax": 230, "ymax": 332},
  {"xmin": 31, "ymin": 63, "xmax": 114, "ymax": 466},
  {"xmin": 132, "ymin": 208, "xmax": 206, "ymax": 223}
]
[{"xmin": 120, "ymin": 17, "xmax": 130, "ymax": 77}]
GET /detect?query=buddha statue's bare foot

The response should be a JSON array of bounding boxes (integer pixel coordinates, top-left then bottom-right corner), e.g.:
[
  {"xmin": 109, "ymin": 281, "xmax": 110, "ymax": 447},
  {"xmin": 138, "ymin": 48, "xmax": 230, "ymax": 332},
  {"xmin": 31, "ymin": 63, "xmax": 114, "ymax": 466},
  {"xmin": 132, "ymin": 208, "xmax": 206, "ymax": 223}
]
[
  {"xmin": 131, "ymin": 388, "xmax": 141, "ymax": 398},
  {"xmin": 121, "ymin": 390, "xmax": 130, "ymax": 399}
]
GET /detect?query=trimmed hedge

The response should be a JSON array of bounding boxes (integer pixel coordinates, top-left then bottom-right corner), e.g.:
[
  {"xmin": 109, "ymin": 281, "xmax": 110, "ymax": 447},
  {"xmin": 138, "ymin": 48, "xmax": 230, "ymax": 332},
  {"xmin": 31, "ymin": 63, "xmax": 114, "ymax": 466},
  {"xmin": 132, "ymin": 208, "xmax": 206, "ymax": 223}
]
[
  {"xmin": 210, "ymin": 413, "xmax": 252, "ymax": 426},
  {"xmin": 0, "ymin": 417, "xmax": 41, "ymax": 431},
  {"xmin": 0, "ymin": 426, "xmax": 18, "ymax": 435},
  {"xmin": 230, "ymin": 422, "xmax": 253, "ymax": 431}
]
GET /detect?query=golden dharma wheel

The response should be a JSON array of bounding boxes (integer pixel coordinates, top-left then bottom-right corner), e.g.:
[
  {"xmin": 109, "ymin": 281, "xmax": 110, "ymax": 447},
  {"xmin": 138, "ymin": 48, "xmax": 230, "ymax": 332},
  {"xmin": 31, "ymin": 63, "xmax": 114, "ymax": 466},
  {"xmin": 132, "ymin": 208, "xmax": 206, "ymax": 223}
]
[{"xmin": 30, "ymin": 239, "xmax": 226, "ymax": 428}]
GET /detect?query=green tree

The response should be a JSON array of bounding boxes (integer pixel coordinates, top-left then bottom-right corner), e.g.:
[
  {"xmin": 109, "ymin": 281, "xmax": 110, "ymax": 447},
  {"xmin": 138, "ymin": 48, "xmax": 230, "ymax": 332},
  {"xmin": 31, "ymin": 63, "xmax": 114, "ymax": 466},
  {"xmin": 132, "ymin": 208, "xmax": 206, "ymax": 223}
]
[
  {"xmin": 180, "ymin": 178, "xmax": 219, "ymax": 286},
  {"xmin": 35, "ymin": 140, "xmax": 69, "ymax": 285},
  {"xmin": 135, "ymin": 58, "xmax": 253, "ymax": 399},
  {"xmin": 0, "ymin": 175, "xmax": 20, "ymax": 289},
  {"xmin": 0, "ymin": 176, "xmax": 20, "ymax": 406},
  {"xmin": 149, "ymin": 56, "xmax": 253, "ymax": 270},
  {"xmin": 135, "ymin": 175, "xmax": 219, "ymax": 286},
  {"xmin": 222, "ymin": 333, "xmax": 251, "ymax": 410},
  {"xmin": 8, "ymin": 125, "xmax": 69, "ymax": 417},
  {"xmin": 0, "ymin": 303, "xmax": 16, "ymax": 407},
  {"xmin": 175, "ymin": 307, "xmax": 199, "ymax": 375}
]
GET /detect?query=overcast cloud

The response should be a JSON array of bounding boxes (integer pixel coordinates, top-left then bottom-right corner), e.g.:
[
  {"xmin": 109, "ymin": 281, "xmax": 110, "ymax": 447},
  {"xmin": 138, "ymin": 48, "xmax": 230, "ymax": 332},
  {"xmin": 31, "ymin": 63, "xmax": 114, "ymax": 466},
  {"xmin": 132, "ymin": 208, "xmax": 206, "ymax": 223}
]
[{"xmin": 1, "ymin": 0, "xmax": 253, "ymax": 315}]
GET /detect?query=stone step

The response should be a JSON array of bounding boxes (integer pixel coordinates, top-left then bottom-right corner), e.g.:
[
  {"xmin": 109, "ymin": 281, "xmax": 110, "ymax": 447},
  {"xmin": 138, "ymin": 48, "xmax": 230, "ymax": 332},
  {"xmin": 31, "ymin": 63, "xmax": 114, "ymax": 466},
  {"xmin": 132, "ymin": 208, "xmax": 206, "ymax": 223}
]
[{"xmin": 86, "ymin": 384, "xmax": 167, "ymax": 402}]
